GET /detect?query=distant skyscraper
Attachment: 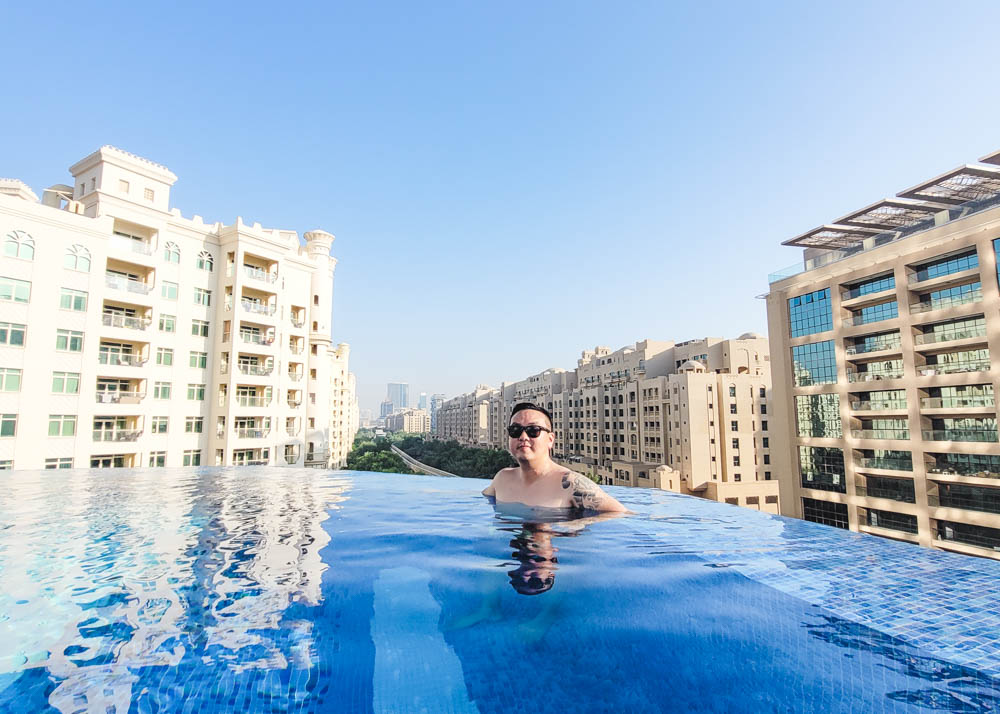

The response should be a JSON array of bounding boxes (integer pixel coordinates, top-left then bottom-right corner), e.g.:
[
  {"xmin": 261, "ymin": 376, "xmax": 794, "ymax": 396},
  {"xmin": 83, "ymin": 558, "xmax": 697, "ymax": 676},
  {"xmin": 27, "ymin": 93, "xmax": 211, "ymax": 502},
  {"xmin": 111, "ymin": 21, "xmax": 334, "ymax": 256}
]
[
  {"xmin": 430, "ymin": 393, "xmax": 446, "ymax": 431},
  {"xmin": 418, "ymin": 392, "xmax": 428, "ymax": 410},
  {"xmin": 380, "ymin": 399, "xmax": 394, "ymax": 419},
  {"xmin": 387, "ymin": 383, "xmax": 409, "ymax": 411}
]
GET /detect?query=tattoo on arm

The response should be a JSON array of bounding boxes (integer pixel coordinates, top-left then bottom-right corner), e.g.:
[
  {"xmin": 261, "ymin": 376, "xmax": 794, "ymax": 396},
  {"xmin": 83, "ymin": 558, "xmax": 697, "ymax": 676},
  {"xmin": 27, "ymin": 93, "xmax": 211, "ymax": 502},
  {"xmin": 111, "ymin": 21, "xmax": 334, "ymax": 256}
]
[{"xmin": 561, "ymin": 472, "xmax": 603, "ymax": 510}]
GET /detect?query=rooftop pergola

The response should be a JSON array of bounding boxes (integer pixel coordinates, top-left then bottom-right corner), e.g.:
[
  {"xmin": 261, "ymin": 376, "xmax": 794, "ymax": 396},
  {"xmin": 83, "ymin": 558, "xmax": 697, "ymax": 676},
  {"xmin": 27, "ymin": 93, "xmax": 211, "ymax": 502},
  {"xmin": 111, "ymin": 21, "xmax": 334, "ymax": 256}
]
[
  {"xmin": 781, "ymin": 224, "xmax": 881, "ymax": 249},
  {"xmin": 896, "ymin": 164, "xmax": 1000, "ymax": 206},
  {"xmin": 833, "ymin": 198, "xmax": 949, "ymax": 231}
]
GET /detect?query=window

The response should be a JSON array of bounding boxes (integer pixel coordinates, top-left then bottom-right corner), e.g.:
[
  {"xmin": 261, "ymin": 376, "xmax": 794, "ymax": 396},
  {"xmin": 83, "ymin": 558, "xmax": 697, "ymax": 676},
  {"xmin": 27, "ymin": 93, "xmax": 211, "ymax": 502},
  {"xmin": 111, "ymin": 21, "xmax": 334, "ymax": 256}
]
[
  {"xmin": 45, "ymin": 458, "xmax": 73, "ymax": 469},
  {"xmin": 731, "ymin": 420, "xmax": 738, "ymax": 432},
  {"xmin": 189, "ymin": 351, "xmax": 207, "ymax": 368},
  {"xmin": 0, "ymin": 368, "xmax": 21, "ymax": 392},
  {"xmin": 159, "ymin": 314, "xmax": 176, "ymax": 333},
  {"xmin": 800, "ymin": 446, "xmax": 846, "ymax": 493},
  {"xmin": 194, "ymin": 288, "xmax": 211, "ymax": 306},
  {"xmin": 788, "ymin": 288, "xmax": 833, "ymax": 337},
  {"xmin": 187, "ymin": 383, "xmax": 206, "ymax": 401},
  {"xmin": 56, "ymin": 329, "xmax": 84, "ymax": 352},
  {"xmin": 732, "ymin": 438, "xmax": 739, "ymax": 449},
  {"xmin": 0, "ymin": 460, "xmax": 11, "ymax": 470},
  {"xmin": 185, "ymin": 417, "xmax": 204, "ymax": 433},
  {"xmin": 47, "ymin": 415, "xmax": 77, "ymax": 437},
  {"xmin": 913, "ymin": 250, "xmax": 978, "ymax": 282},
  {"xmin": 729, "ymin": 386, "xmax": 736, "ymax": 397},
  {"xmin": 795, "ymin": 394, "xmax": 842, "ymax": 438},
  {"xmin": 791, "ymin": 340, "xmax": 837, "ymax": 386},
  {"xmin": 197, "ymin": 251, "xmax": 214, "ymax": 271},
  {"xmin": 0, "ymin": 322, "xmax": 25, "ymax": 346},
  {"xmin": 64, "ymin": 245, "xmax": 91, "ymax": 272},
  {"xmin": 59, "ymin": 288, "xmax": 88, "ymax": 312},
  {"xmin": 0, "ymin": 414, "xmax": 16, "ymax": 437},
  {"xmin": 154, "ymin": 381, "xmax": 172, "ymax": 399},
  {"xmin": 163, "ymin": 241, "xmax": 180, "ymax": 263},
  {"xmin": 762, "ymin": 420, "xmax": 768, "ymax": 431},
  {"xmin": 144, "ymin": 187, "xmax": 155, "ymax": 201},
  {"xmin": 764, "ymin": 454, "xmax": 771, "ymax": 465},
  {"xmin": 4, "ymin": 230, "xmax": 34, "ymax": 260},
  {"xmin": 764, "ymin": 471, "xmax": 772, "ymax": 480},
  {"xmin": 183, "ymin": 450, "xmax": 201, "ymax": 466},
  {"xmin": 760, "ymin": 404, "xmax": 767, "ymax": 414},
  {"xmin": 733, "ymin": 456, "xmax": 740, "ymax": 466},
  {"xmin": 729, "ymin": 404, "xmax": 738, "ymax": 414},
  {"xmin": 156, "ymin": 347, "xmax": 174, "ymax": 366},
  {"xmin": 0, "ymin": 276, "xmax": 31, "ymax": 303},
  {"xmin": 762, "ymin": 437, "xmax": 769, "ymax": 448},
  {"xmin": 119, "ymin": 179, "xmax": 130, "ymax": 193},
  {"xmin": 759, "ymin": 387, "xmax": 766, "ymax": 398},
  {"xmin": 149, "ymin": 451, "xmax": 166, "ymax": 467},
  {"xmin": 802, "ymin": 498, "xmax": 849, "ymax": 529},
  {"xmin": 52, "ymin": 372, "xmax": 80, "ymax": 394},
  {"xmin": 734, "ymin": 473, "xmax": 741, "ymax": 481},
  {"xmin": 151, "ymin": 416, "xmax": 168, "ymax": 434},
  {"xmin": 191, "ymin": 319, "xmax": 209, "ymax": 337},
  {"xmin": 162, "ymin": 282, "xmax": 178, "ymax": 300}
]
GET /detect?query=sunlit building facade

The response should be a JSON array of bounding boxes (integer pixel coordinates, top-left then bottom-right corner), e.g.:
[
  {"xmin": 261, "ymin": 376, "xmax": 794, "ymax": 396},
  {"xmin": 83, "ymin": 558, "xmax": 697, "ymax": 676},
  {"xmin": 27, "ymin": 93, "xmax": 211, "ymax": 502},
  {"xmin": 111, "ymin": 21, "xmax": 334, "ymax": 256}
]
[{"xmin": 766, "ymin": 147, "xmax": 1000, "ymax": 558}]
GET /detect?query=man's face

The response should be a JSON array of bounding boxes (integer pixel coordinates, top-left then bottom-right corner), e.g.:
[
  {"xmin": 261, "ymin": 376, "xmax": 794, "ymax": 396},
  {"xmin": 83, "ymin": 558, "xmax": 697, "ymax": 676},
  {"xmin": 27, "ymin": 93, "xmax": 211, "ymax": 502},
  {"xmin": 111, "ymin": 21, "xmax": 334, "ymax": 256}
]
[{"xmin": 508, "ymin": 409, "xmax": 554, "ymax": 460}]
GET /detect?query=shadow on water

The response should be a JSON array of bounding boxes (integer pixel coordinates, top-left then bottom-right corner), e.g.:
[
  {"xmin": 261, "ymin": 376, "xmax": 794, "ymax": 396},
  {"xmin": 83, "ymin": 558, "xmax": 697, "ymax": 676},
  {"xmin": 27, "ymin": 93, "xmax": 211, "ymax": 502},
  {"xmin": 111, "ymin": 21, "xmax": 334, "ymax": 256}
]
[{"xmin": 807, "ymin": 614, "xmax": 1000, "ymax": 713}]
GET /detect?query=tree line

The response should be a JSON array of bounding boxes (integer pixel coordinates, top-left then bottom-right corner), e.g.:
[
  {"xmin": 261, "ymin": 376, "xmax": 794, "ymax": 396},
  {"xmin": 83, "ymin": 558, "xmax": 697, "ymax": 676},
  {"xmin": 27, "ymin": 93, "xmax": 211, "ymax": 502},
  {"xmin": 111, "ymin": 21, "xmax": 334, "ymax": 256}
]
[{"xmin": 395, "ymin": 435, "xmax": 515, "ymax": 479}]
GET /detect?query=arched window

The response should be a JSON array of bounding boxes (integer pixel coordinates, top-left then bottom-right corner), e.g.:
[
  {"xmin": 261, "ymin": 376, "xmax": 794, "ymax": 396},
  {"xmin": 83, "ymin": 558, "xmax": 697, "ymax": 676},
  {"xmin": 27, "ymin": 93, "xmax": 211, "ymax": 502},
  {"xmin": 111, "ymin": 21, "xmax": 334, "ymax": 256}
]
[
  {"xmin": 64, "ymin": 244, "xmax": 91, "ymax": 272},
  {"xmin": 197, "ymin": 250, "xmax": 214, "ymax": 271},
  {"xmin": 163, "ymin": 242, "xmax": 180, "ymax": 264},
  {"xmin": 4, "ymin": 230, "xmax": 34, "ymax": 260}
]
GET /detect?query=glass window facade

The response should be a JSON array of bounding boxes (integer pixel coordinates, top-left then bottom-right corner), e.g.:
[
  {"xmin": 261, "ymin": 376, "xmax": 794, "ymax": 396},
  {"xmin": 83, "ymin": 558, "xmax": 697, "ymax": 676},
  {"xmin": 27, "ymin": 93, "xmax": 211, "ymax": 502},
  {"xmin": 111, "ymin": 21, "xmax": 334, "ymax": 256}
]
[
  {"xmin": 913, "ymin": 250, "xmax": 978, "ymax": 282},
  {"xmin": 857, "ymin": 449, "xmax": 912, "ymax": 472},
  {"xmin": 929, "ymin": 452, "xmax": 1000, "ymax": 477},
  {"xmin": 788, "ymin": 288, "xmax": 832, "ymax": 338},
  {"xmin": 938, "ymin": 483, "xmax": 1000, "ymax": 515},
  {"xmin": 919, "ymin": 316, "xmax": 986, "ymax": 344},
  {"xmin": 792, "ymin": 341, "xmax": 836, "ymax": 386},
  {"xmin": 862, "ymin": 476, "xmax": 915, "ymax": 503},
  {"xmin": 866, "ymin": 509, "xmax": 917, "ymax": 534},
  {"xmin": 852, "ymin": 300, "xmax": 898, "ymax": 326},
  {"xmin": 802, "ymin": 498, "xmax": 849, "ymax": 529},
  {"xmin": 918, "ymin": 281, "xmax": 981, "ymax": 311},
  {"xmin": 938, "ymin": 520, "xmax": 1000, "ymax": 550},
  {"xmin": 844, "ymin": 274, "xmax": 895, "ymax": 299},
  {"xmin": 799, "ymin": 446, "xmax": 845, "ymax": 493},
  {"xmin": 795, "ymin": 393, "xmax": 841, "ymax": 438},
  {"xmin": 849, "ymin": 331, "xmax": 900, "ymax": 355}
]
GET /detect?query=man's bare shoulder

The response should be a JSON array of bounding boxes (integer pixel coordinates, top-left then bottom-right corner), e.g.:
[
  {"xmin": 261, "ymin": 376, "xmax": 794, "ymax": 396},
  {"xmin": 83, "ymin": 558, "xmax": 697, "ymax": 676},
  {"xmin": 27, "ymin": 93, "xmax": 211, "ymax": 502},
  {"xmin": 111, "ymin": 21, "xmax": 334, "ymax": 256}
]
[
  {"xmin": 558, "ymin": 470, "xmax": 627, "ymax": 512},
  {"xmin": 483, "ymin": 466, "xmax": 519, "ymax": 496}
]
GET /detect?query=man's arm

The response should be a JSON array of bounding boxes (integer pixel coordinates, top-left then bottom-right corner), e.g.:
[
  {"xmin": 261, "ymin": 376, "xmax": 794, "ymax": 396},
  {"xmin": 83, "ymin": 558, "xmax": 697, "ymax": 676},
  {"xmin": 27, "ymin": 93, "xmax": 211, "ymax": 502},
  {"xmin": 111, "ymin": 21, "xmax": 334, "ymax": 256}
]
[{"xmin": 560, "ymin": 472, "xmax": 627, "ymax": 512}]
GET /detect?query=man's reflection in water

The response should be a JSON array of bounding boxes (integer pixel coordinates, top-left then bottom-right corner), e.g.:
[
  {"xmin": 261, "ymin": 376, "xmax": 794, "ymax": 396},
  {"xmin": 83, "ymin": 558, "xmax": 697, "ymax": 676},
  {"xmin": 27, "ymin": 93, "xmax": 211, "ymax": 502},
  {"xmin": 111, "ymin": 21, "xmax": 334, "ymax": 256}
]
[{"xmin": 507, "ymin": 524, "xmax": 559, "ymax": 596}]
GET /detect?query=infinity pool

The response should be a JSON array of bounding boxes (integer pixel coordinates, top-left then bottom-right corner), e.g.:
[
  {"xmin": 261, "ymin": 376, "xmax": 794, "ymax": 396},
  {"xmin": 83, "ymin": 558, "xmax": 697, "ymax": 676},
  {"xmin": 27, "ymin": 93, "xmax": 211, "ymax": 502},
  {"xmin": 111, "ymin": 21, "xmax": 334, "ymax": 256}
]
[{"xmin": 1, "ymin": 468, "xmax": 999, "ymax": 713}]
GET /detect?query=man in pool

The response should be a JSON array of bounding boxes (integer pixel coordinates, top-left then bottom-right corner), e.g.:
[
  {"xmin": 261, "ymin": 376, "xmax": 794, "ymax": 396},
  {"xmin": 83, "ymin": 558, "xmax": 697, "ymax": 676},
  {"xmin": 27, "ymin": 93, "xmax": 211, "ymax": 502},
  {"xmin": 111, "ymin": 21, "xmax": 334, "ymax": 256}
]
[{"xmin": 483, "ymin": 402, "xmax": 627, "ymax": 512}]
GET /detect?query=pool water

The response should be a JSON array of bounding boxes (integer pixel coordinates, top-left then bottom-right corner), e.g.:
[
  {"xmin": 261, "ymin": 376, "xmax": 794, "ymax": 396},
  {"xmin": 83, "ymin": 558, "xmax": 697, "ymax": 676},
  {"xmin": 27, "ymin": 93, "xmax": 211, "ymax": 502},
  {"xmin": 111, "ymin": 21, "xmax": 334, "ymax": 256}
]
[{"xmin": 1, "ymin": 469, "xmax": 999, "ymax": 713}]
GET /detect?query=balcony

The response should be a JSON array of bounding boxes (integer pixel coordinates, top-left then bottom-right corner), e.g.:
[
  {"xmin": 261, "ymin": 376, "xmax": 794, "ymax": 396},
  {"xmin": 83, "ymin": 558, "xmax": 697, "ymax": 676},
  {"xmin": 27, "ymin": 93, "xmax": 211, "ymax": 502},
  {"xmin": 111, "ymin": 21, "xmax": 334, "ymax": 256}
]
[
  {"xmin": 917, "ymin": 359, "xmax": 990, "ymax": 376},
  {"xmin": 236, "ymin": 428, "xmax": 270, "ymax": 439},
  {"xmin": 92, "ymin": 429, "xmax": 143, "ymax": 442},
  {"xmin": 290, "ymin": 345, "xmax": 304, "ymax": 355},
  {"xmin": 841, "ymin": 284, "xmax": 894, "ymax": 302},
  {"xmin": 288, "ymin": 372, "xmax": 303, "ymax": 381},
  {"xmin": 105, "ymin": 274, "xmax": 152, "ymax": 295},
  {"xmin": 235, "ymin": 395, "xmax": 271, "ymax": 407},
  {"xmin": 854, "ymin": 484, "xmax": 916, "ymax": 503},
  {"xmin": 288, "ymin": 398, "xmax": 302, "ymax": 408},
  {"xmin": 239, "ymin": 332, "xmax": 274, "ymax": 346},
  {"xmin": 920, "ymin": 396, "xmax": 995, "ymax": 409},
  {"xmin": 928, "ymin": 464, "xmax": 1000, "ymax": 479},
  {"xmin": 846, "ymin": 369, "xmax": 904, "ymax": 383},
  {"xmin": 244, "ymin": 266, "xmax": 278, "ymax": 284},
  {"xmin": 291, "ymin": 318, "xmax": 305, "ymax": 328},
  {"xmin": 286, "ymin": 426, "xmax": 299, "ymax": 436},
  {"xmin": 850, "ymin": 399, "xmax": 907, "ymax": 411},
  {"xmin": 845, "ymin": 338, "xmax": 901, "ymax": 356},
  {"xmin": 914, "ymin": 328, "xmax": 987, "ymax": 346},
  {"xmin": 237, "ymin": 363, "xmax": 273, "ymax": 376},
  {"xmin": 98, "ymin": 353, "xmax": 147, "ymax": 367},
  {"xmin": 111, "ymin": 235, "xmax": 153, "ymax": 256},
  {"xmin": 852, "ymin": 429, "xmax": 910, "ymax": 440},
  {"xmin": 241, "ymin": 299, "xmax": 276, "ymax": 316},
  {"xmin": 102, "ymin": 313, "xmax": 150, "ymax": 331},
  {"xmin": 95, "ymin": 391, "xmax": 144, "ymax": 404},
  {"xmin": 923, "ymin": 429, "xmax": 998, "ymax": 442},
  {"xmin": 910, "ymin": 288, "xmax": 982, "ymax": 314},
  {"xmin": 856, "ymin": 457, "xmax": 913, "ymax": 472}
]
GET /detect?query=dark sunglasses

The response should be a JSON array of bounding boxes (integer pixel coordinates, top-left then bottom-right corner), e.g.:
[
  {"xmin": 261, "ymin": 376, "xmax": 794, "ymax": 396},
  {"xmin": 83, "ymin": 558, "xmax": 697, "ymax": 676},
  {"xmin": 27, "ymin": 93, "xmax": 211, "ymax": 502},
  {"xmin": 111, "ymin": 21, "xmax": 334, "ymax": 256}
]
[{"xmin": 507, "ymin": 424, "xmax": 552, "ymax": 438}]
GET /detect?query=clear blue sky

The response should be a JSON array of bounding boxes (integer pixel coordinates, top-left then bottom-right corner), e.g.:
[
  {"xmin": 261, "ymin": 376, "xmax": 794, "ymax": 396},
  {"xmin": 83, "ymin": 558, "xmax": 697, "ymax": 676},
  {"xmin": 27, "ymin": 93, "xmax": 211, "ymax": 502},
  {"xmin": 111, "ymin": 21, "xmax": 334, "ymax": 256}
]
[{"xmin": 6, "ymin": 2, "xmax": 1000, "ymax": 414}]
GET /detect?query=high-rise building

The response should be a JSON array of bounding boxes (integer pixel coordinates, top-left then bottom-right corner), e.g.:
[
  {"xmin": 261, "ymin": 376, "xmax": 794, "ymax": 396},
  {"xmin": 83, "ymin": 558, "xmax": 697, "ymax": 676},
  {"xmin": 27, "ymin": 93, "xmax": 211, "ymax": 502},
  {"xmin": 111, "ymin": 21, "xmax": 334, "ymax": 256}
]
[
  {"xmin": 435, "ymin": 336, "xmax": 777, "ymax": 512},
  {"xmin": 430, "ymin": 393, "xmax": 445, "ymax": 431},
  {"xmin": 386, "ymin": 408, "xmax": 431, "ymax": 434},
  {"xmin": 329, "ymin": 343, "xmax": 359, "ymax": 467},
  {"xmin": 765, "ymin": 147, "xmax": 1000, "ymax": 559},
  {"xmin": 380, "ymin": 399, "xmax": 394, "ymax": 419},
  {"xmin": 387, "ymin": 382, "xmax": 408, "ymax": 412},
  {"xmin": 418, "ymin": 392, "xmax": 427, "ymax": 410},
  {"xmin": 0, "ymin": 146, "xmax": 353, "ymax": 470}
]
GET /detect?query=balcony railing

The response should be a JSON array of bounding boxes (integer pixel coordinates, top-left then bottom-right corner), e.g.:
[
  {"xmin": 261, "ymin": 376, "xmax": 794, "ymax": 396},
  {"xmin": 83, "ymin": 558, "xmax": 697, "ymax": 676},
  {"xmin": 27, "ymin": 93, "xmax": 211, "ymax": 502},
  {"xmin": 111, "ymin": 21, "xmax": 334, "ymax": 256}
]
[
  {"xmin": 98, "ymin": 353, "xmax": 147, "ymax": 367},
  {"xmin": 844, "ymin": 312, "xmax": 897, "ymax": 328},
  {"xmin": 290, "ymin": 345, "xmax": 304, "ymax": 354},
  {"xmin": 236, "ymin": 428, "xmax": 270, "ymax": 439},
  {"xmin": 852, "ymin": 429, "xmax": 910, "ymax": 440},
  {"xmin": 288, "ymin": 372, "xmax": 303, "ymax": 381},
  {"xmin": 242, "ymin": 459, "xmax": 269, "ymax": 466},
  {"xmin": 914, "ymin": 328, "xmax": 987, "ymax": 346},
  {"xmin": 846, "ymin": 369, "xmax": 904, "ymax": 383},
  {"xmin": 286, "ymin": 426, "xmax": 299, "ymax": 436},
  {"xmin": 928, "ymin": 465, "xmax": 1000, "ymax": 479},
  {"xmin": 105, "ymin": 274, "xmax": 152, "ymax": 294},
  {"xmin": 93, "ymin": 429, "xmax": 143, "ymax": 442},
  {"xmin": 856, "ymin": 457, "xmax": 912, "ymax": 472},
  {"xmin": 219, "ymin": 364, "xmax": 229, "ymax": 374},
  {"xmin": 291, "ymin": 318, "xmax": 305, "ymax": 328},
  {"xmin": 95, "ymin": 391, "xmax": 144, "ymax": 404},
  {"xmin": 288, "ymin": 398, "xmax": 302, "ymax": 408},
  {"xmin": 222, "ymin": 332, "xmax": 231, "ymax": 343},
  {"xmin": 917, "ymin": 360, "xmax": 990, "ymax": 376},
  {"xmin": 241, "ymin": 299, "xmax": 276, "ymax": 316},
  {"xmin": 111, "ymin": 235, "xmax": 153, "ymax": 255},
  {"xmin": 854, "ymin": 485, "xmax": 916, "ymax": 503},
  {"xmin": 910, "ymin": 289, "xmax": 983, "ymax": 314},
  {"xmin": 850, "ymin": 399, "xmax": 907, "ymax": 411},
  {"xmin": 920, "ymin": 396, "xmax": 995, "ymax": 409},
  {"xmin": 841, "ymin": 285, "xmax": 894, "ymax": 302},
  {"xmin": 238, "ymin": 363, "xmax": 273, "ymax": 376},
  {"xmin": 244, "ymin": 266, "xmax": 278, "ymax": 283},
  {"xmin": 236, "ymin": 396, "xmax": 271, "ymax": 407},
  {"xmin": 240, "ymin": 332, "xmax": 274, "ymax": 345},
  {"xmin": 923, "ymin": 429, "xmax": 998, "ymax": 442},
  {"xmin": 102, "ymin": 313, "xmax": 151, "ymax": 330},
  {"xmin": 845, "ymin": 339, "xmax": 901, "ymax": 355}
]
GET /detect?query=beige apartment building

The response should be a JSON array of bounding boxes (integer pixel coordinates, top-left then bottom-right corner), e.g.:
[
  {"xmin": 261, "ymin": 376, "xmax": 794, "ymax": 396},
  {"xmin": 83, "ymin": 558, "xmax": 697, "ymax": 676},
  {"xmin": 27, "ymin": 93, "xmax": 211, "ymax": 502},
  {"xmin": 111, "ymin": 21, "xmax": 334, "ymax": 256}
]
[
  {"xmin": 0, "ymin": 146, "xmax": 357, "ymax": 470},
  {"xmin": 436, "ymin": 336, "xmax": 779, "ymax": 512},
  {"xmin": 386, "ymin": 408, "xmax": 431, "ymax": 434},
  {"xmin": 330, "ymin": 342, "xmax": 360, "ymax": 467},
  {"xmin": 766, "ymin": 148, "xmax": 1000, "ymax": 558}
]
